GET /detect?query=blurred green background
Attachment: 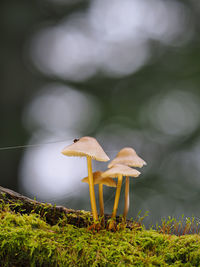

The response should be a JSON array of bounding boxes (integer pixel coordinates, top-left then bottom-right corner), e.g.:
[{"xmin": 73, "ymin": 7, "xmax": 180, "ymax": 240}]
[{"xmin": 1, "ymin": 0, "xmax": 200, "ymax": 225}]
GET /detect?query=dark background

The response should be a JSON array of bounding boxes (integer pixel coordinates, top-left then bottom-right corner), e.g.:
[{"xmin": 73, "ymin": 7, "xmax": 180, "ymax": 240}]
[{"xmin": 1, "ymin": 0, "xmax": 200, "ymax": 225}]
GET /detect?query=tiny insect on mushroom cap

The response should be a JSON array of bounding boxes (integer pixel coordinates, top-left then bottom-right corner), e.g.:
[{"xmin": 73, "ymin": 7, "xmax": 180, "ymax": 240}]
[
  {"xmin": 62, "ymin": 136, "xmax": 110, "ymax": 161},
  {"xmin": 108, "ymin": 147, "xmax": 146, "ymax": 168},
  {"xmin": 102, "ymin": 164, "xmax": 141, "ymax": 178},
  {"xmin": 82, "ymin": 171, "xmax": 117, "ymax": 187}
]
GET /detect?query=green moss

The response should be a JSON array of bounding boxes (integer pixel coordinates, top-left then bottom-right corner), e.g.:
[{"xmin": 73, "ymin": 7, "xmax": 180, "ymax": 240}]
[
  {"xmin": 0, "ymin": 192, "xmax": 93, "ymax": 227},
  {"xmin": 1, "ymin": 206, "xmax": 200, "ymax": 266}
]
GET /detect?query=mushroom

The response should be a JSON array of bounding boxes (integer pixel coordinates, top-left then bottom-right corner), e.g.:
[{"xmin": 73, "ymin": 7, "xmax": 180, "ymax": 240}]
[
  {"xmin": 108, "ymin": 148, "xmax": 146, "ymax": 218},
  {"xmin": 108, "ymin": 147, "xmax": 146, "ymax": 168},
  {"xmin": 82, "ymin": 171, "xmax": 117, "ymax": 217},
  {"xmin": 61, "ymin": 136, "xmax": 109, "ymax": 221},
  {"xmin": 102, "ymin": 164, "xmax": 140, "ymax": 229}
]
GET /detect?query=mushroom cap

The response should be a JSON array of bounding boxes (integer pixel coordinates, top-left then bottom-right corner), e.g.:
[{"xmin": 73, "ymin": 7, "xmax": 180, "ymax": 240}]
[
  {"xmin": 61, "ymin": 136, "xmax": 110, "ymax": 162},
  {"xmin": 82, "ymin": 171, "xmax": 117, "ymax": 187},
  {"xmin": 108, "ymin": 147, "xmax": 146, "ymax": 168},
  {"xmin": 102, "ymin": 164, "xmax": 141, "ymax": 178}
]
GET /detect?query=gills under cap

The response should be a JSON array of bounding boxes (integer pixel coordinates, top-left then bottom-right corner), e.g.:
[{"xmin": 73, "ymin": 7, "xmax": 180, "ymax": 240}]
[
  {"xmin": 108, "ymin": 147, "xmax": 146, "ymax": 168},
  {"xmin": 61, "ymin": 136, "xmax": 110, "ymax": 162},
  {"xmin": 102, "ymin": 164, "xmax": 141, "ymax": 178},
  {"xmin": 82, "ymin": 171, "xmax": 117, "ymax": 187}
]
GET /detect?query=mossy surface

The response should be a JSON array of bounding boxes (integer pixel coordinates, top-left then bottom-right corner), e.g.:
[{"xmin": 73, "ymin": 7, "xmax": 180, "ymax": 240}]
[{"xmin": 1, "ymin": 206, "xmax": 200, "ymax": 266}]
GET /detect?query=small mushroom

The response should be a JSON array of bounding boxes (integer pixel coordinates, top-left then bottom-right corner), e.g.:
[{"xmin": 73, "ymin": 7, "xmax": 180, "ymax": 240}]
[
  {"xmin": 102, "ymin": 164, "xmax": 140, "ymax": 229},
  {"xmin": 61, "ymin": 136, "xmax": 109, "ymax": 221},
  {"xmin": 108, "ymin": 147, "xmax": 146, "ymax": 218},
  {"xmin": 82, "ymin": 171, "xmax": 116, "ymax": 217},
  {"xmin": 108, "ymin": 147, "xmax": 146, "ymax": 168}
]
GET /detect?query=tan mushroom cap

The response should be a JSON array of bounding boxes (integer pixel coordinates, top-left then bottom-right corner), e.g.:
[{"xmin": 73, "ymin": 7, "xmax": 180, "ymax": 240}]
[
  {"xmin": 108, "ymin": 147, "xmax": 146, "ymax": 168},
  {"xmin": 82, "ymin": 171, "xmax": 117, "ymax": 187},
  {"xmin": 61, "ymin": 136, "xmax": 110, "ymax": 162},
  {"xmin": 102, "ymin": 164, "xmax": 141, "ymax": 178}
]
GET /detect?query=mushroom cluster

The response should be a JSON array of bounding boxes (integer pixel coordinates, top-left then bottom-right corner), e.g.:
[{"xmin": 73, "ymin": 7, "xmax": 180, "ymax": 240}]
[{"xmin": 61, "ymin": 136, "xmax": 146, "ymax": 229}]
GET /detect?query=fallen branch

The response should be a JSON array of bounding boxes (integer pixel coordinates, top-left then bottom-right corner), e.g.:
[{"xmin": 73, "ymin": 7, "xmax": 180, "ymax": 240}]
[{"xmin": 0, "ymin": 186, "xmax": 137, "ymax": 229}]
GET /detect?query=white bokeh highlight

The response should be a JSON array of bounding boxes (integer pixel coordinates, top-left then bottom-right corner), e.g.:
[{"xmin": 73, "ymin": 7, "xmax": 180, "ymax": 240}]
[
  {"xmin": 144, "ymin": 90, "xmax": 200, "ymax": 136},
  {"xmin": 29, "ymin": 0, "xmax": 191, "ymax": 81},
  {"xmin": 23, "ymin": 84, "xmax": 101, "ymax": 134},
  {"xmin": 89, "ymin": 0, "xmax": 188, "ymax": 43},
  {"xmin": 19, "ymin": 137, "xmax": 88, "ymax": 200}
]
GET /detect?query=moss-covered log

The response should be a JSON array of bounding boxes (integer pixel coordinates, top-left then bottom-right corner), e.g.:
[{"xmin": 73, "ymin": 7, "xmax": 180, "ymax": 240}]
[
  {"xmin": 0, "ymin": 185, "xmax": 93, "ymax": 227},
  {"xmin": 1, "ymin": 186, "xmax": 200, "ymax": 266},
  {"xmin": 0, "ymin": 186, "xmax": 134, "ymax": 229}
]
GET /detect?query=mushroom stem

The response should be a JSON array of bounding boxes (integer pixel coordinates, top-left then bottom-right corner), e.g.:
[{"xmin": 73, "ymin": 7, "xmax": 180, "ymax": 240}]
[
  {"xmin": 123, "ymin": 176, "xmax": 129, "ymax": 218},
  {"xmin": 99, "ymin": 184, "xmax": 104, "ymax": 217},
  {"xmin": 87, "ymin": 156, "xmax": 98, "ymax": 221},
  {"xmin": 109, "ymin": 174, "xmax": 123, "ymax": 229}
]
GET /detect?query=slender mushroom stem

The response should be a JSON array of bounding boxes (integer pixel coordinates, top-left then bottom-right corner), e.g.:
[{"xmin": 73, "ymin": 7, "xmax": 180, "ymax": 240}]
[
  {"xmin": 123, "ymin": 176, "xmax": 129, "ymax": 219},
  {"xmin": 87, "ymin": 156, "xmax": 98, "ymax": 221},
  {"xmin": 109, "ymin": 174, "xmax": 123, "ymax": 229},
  {"xmin": 99, "ymin": 184, "xmax": 104, "ymax": 217}
]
